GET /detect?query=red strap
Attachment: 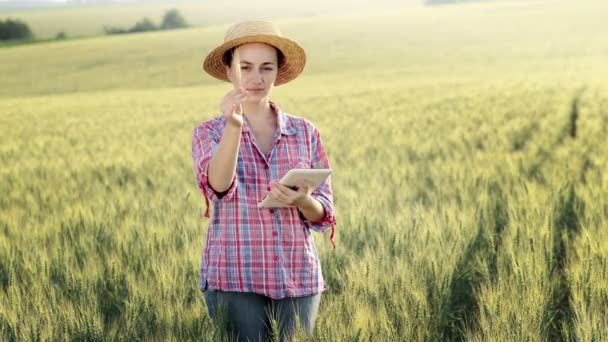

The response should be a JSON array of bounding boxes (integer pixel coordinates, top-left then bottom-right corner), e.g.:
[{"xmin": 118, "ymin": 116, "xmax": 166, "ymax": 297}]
[
  {"xmin": 204, "ymin": 194, "xmax": 210, "ymax": 218},
  {"xmin": 330, "ymin": 223, "xmax": 336, "ymax": 250},
  {"xmin": 328, "ymin": 217, "xmax": 336, "ymax": 250}
]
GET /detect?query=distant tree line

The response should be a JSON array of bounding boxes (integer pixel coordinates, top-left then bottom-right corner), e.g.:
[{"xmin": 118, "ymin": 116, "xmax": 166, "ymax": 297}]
[
  {"xmin": 425, "ymin": 0, "xmax": 481, "ymax": 5},
  {"xmin": 1, "ymin": 8, "xmax": 187, "ymax": 43},
  {"xmin": 104, "ymin": 9, "xmax": 188, "ymax": 35},
  {"xmin": 0, "ymin": 18, "xmax": 33, "ymax": 41}
]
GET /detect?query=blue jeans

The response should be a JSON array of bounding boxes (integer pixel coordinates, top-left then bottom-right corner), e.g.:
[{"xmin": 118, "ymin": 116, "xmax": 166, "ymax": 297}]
[{"xmin": 204, "ymin": 289, "xmax": 322, "ymax": 342}]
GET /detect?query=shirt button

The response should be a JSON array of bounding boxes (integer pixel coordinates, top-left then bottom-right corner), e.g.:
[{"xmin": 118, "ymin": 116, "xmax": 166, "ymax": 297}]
[
  {"xmin": 274, "ymin": 256, "xmax": 279, "ymax": 261},
  {"xmin": 269, "ymin": 208, "xmax": 274, "ymax": 214},
  {"xmin": 272, "ymin": 231, "xmax": 278, "ymax": 237},
  {"xmin": 264, "ymin": 164, "xmax": 269, "ymax": 170}
]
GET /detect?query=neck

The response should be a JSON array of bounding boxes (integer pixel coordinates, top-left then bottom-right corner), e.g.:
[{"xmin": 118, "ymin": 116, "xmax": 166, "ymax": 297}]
[{"xmin": 242, "ymin": 98, "xmax": 273, "ymax": 121}]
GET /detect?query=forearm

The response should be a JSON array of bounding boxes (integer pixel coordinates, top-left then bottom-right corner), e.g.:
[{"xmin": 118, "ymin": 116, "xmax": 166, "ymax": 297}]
[
  {"xmin": 297, "ymin": 195, "xmax": 325, "ymax": 223},
  {"xmin": 208, "ymin": 123, "xmax": 241, "ymax": 192}
]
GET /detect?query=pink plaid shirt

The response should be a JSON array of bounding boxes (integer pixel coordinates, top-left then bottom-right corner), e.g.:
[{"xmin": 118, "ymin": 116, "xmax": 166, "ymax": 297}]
[{"xmin": 191, "ymin": 101, "xmax": 336, "ymax": 299}]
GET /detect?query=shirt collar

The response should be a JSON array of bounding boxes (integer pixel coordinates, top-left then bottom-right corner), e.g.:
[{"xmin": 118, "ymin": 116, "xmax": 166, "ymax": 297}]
[{"xmin": 241, "ymin": 100, "xmax": 297, "ymax": 136}]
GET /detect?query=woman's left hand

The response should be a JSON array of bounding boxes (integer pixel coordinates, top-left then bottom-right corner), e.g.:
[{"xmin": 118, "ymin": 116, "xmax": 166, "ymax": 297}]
[{"xmin": 266, "ymin": 180, "xmax": 312, "ymax": 208}]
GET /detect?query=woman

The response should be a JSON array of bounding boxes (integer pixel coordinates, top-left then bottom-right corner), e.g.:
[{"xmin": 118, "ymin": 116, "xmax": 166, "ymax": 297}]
[{"xmin": 191, "ymin": 21, "xmax": 337, "ymax": 341}]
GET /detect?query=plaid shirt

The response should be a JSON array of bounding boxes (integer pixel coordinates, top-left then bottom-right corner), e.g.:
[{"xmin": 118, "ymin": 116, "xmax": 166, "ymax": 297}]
[{"xmin": 191, "ymin": 101, "xmax": 336, "ymax": 299}]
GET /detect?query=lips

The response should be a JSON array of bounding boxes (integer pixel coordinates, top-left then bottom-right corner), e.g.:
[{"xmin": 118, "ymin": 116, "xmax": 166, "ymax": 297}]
[{"xmin": 247, "ymin": 89, "xmax": 264, "ymax": 91}]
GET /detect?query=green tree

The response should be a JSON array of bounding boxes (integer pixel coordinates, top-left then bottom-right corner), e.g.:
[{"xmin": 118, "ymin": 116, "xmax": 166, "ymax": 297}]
[
  {"xmin": 129, "ymin": 17, "xmax": 158, "ymax": 33},
  {"xmin": 160, "ymin": 9, "xmax": 188, "ymax": 30},
  {"xmin": 103, "ymin": 25, "xmax": 128, "ymax": 35},
  {"xmin": 0, "ymin": 18, "xmax": 34, "ymax": 41}
]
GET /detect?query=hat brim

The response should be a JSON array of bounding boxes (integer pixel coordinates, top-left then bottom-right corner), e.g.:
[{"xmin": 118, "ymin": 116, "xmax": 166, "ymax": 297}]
[{"xmin": 203, "ymin": 34, "xmax": 306, "ymax": 86}]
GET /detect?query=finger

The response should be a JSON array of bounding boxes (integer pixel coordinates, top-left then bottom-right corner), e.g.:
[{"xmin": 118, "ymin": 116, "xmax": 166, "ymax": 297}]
[
  {"xmin": 232, "ymin": 104, "xmax": 242, "ymax": 115},
  {"xmin": 226, "ymin": 89, "xmax": 239, "ymax": 97},
  {"xmin": 272, "ymin": 185, "xmax": 293, "ymax": 199},
  {"xmin": 271, "ymin": 182, "xmax": 292, "ymax": 196},
  {"xmin": 234, "ymin": 91, "xmax": 247, "ymax": 101},
  {"xmin": 230, "ymin": 89, "xmax": 245, "ymax": 98},
  {"xmin": 269, "ymin": 188, "xmax": 284, "ymax": 202},
  {"xmin": 298, "ymin": 180, "xmax": 312, "ymax": 192},
  {"xmin": 278, "ymin": 188, "xmax": 298, "ymax": 205},
  {"xmin": 274, "ymin": 190, "xmax": 294, "ymax": 205},
  {"xmin": 269, "ymin": 182, "xmax": 282, "ymax": 195}
]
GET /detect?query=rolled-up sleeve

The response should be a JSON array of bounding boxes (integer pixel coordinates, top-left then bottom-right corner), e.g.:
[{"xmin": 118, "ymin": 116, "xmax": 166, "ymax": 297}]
[
  {"xmin": 299, "ymin": 126, "xmax": 336, "ymax": 235},
  {"xmin": 191, "ymin": 124, "xmax": 238, "ymax": 208}
]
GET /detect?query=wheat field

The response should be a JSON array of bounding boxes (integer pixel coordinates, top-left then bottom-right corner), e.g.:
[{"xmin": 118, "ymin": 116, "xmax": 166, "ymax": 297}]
[{"xmin": 1, "ymin": 0, "xmax": 607, "ymax": 340}]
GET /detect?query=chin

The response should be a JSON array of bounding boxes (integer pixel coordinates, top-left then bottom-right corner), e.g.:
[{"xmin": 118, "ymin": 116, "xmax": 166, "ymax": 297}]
[{"xmin": 246, "ymin": 95, "xmax": 267, "ymax": 102}]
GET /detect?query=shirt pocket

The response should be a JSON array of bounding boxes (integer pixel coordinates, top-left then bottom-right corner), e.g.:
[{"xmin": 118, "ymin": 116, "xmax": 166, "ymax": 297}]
[
  {"xmin": 282, "ymin": 158, "xmax": 311, "ymax": 178},
  {"xmin": 272, "ymin": 157, "xmax": 302, "ymax": 183},
  {"xmin": 291, "ymin": 159, "xmax": 311, "ymax": 169}
]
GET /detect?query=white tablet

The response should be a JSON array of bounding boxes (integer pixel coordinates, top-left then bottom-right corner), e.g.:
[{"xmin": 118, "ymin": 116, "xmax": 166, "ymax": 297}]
[{"xmin": 257, "ymin": 168, "xmax": 332, "ymax": 208}]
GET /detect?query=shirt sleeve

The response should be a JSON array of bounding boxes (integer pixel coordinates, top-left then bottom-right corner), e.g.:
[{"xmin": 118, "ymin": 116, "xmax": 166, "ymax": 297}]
[
  {"xmin": 298, "ymin": 126, "xmax": 337, "ymax": 245},
  {"xmin": 191, "ymin": 123, "xmax": 238, "ymax": 216}
]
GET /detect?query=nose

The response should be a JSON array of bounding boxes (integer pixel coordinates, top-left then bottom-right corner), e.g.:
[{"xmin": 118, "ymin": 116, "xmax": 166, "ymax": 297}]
[{"xmin": 250, "ymin": 70, "xmax": 263, "ymax": 84}]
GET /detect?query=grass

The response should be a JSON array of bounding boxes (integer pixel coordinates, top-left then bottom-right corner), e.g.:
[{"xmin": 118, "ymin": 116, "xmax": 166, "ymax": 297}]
[{"xmin": 1, "ymin": 0, "xmax": 608, "ymax": 340}]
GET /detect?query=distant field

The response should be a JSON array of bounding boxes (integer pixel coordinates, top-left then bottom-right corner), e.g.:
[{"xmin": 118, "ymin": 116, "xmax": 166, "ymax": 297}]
[
  {"xmin": 1, "ymin": 0, "xmax": 608, "ymax": 340},
  {"xmin": 1, "ymin": 0, "xmax": 606, "ymax": 98},
  {"xmin": 0, "ymin": 0, "xmax": 411, "ymax": 39}
]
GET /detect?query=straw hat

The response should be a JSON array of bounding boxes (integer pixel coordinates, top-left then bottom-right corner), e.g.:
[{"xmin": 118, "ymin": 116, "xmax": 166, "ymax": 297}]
[{"xmin": 203, "ymin": 21, "xmax": 306, "ymax": 86}]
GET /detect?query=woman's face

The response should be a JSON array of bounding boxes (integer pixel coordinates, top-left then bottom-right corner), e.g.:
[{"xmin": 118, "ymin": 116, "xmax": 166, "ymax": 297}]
[{"xmin": 226, "ymin": 42, "xmax": 279, "ymax": 103}]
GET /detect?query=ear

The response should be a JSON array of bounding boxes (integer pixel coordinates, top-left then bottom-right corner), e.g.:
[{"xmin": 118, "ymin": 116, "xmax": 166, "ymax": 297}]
[{"xmin": 225, "ymin": 65, "xmax": 233, "ymax": 82}]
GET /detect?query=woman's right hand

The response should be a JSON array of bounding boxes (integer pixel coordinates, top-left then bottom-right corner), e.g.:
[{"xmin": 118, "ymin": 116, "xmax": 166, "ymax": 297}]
[{"xmin": 220, "ymin": 87, "xmax": 248, "ymax": 128}]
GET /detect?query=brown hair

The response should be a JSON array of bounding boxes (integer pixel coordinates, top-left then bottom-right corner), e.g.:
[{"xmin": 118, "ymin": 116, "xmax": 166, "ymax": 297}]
[{"xmin": 222, "ymin": 45, "xmax": 285, "ymax": 69}]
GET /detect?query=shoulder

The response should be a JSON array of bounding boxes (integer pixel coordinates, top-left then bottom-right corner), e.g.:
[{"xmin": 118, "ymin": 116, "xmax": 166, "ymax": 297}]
[
  {"xmin": 281, "ymin": 111, "xmax": 321, "ymax": 136},
  {"xmin": 192, "ymin": 114, "xmax": 226, "ymax": 138},
  {"xmin": 282, "ymin": 112, "xmax": 330, "ymax": 166}
]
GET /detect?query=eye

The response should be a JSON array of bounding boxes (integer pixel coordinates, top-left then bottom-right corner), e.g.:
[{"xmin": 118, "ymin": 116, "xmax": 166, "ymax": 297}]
[
  {"xmin": 240, "ymin": 66, "xmax": 250, "ymax": 70},
  {"xmin": 263, "ymin": 67, "xmax": 274, "ymax": 71}
]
